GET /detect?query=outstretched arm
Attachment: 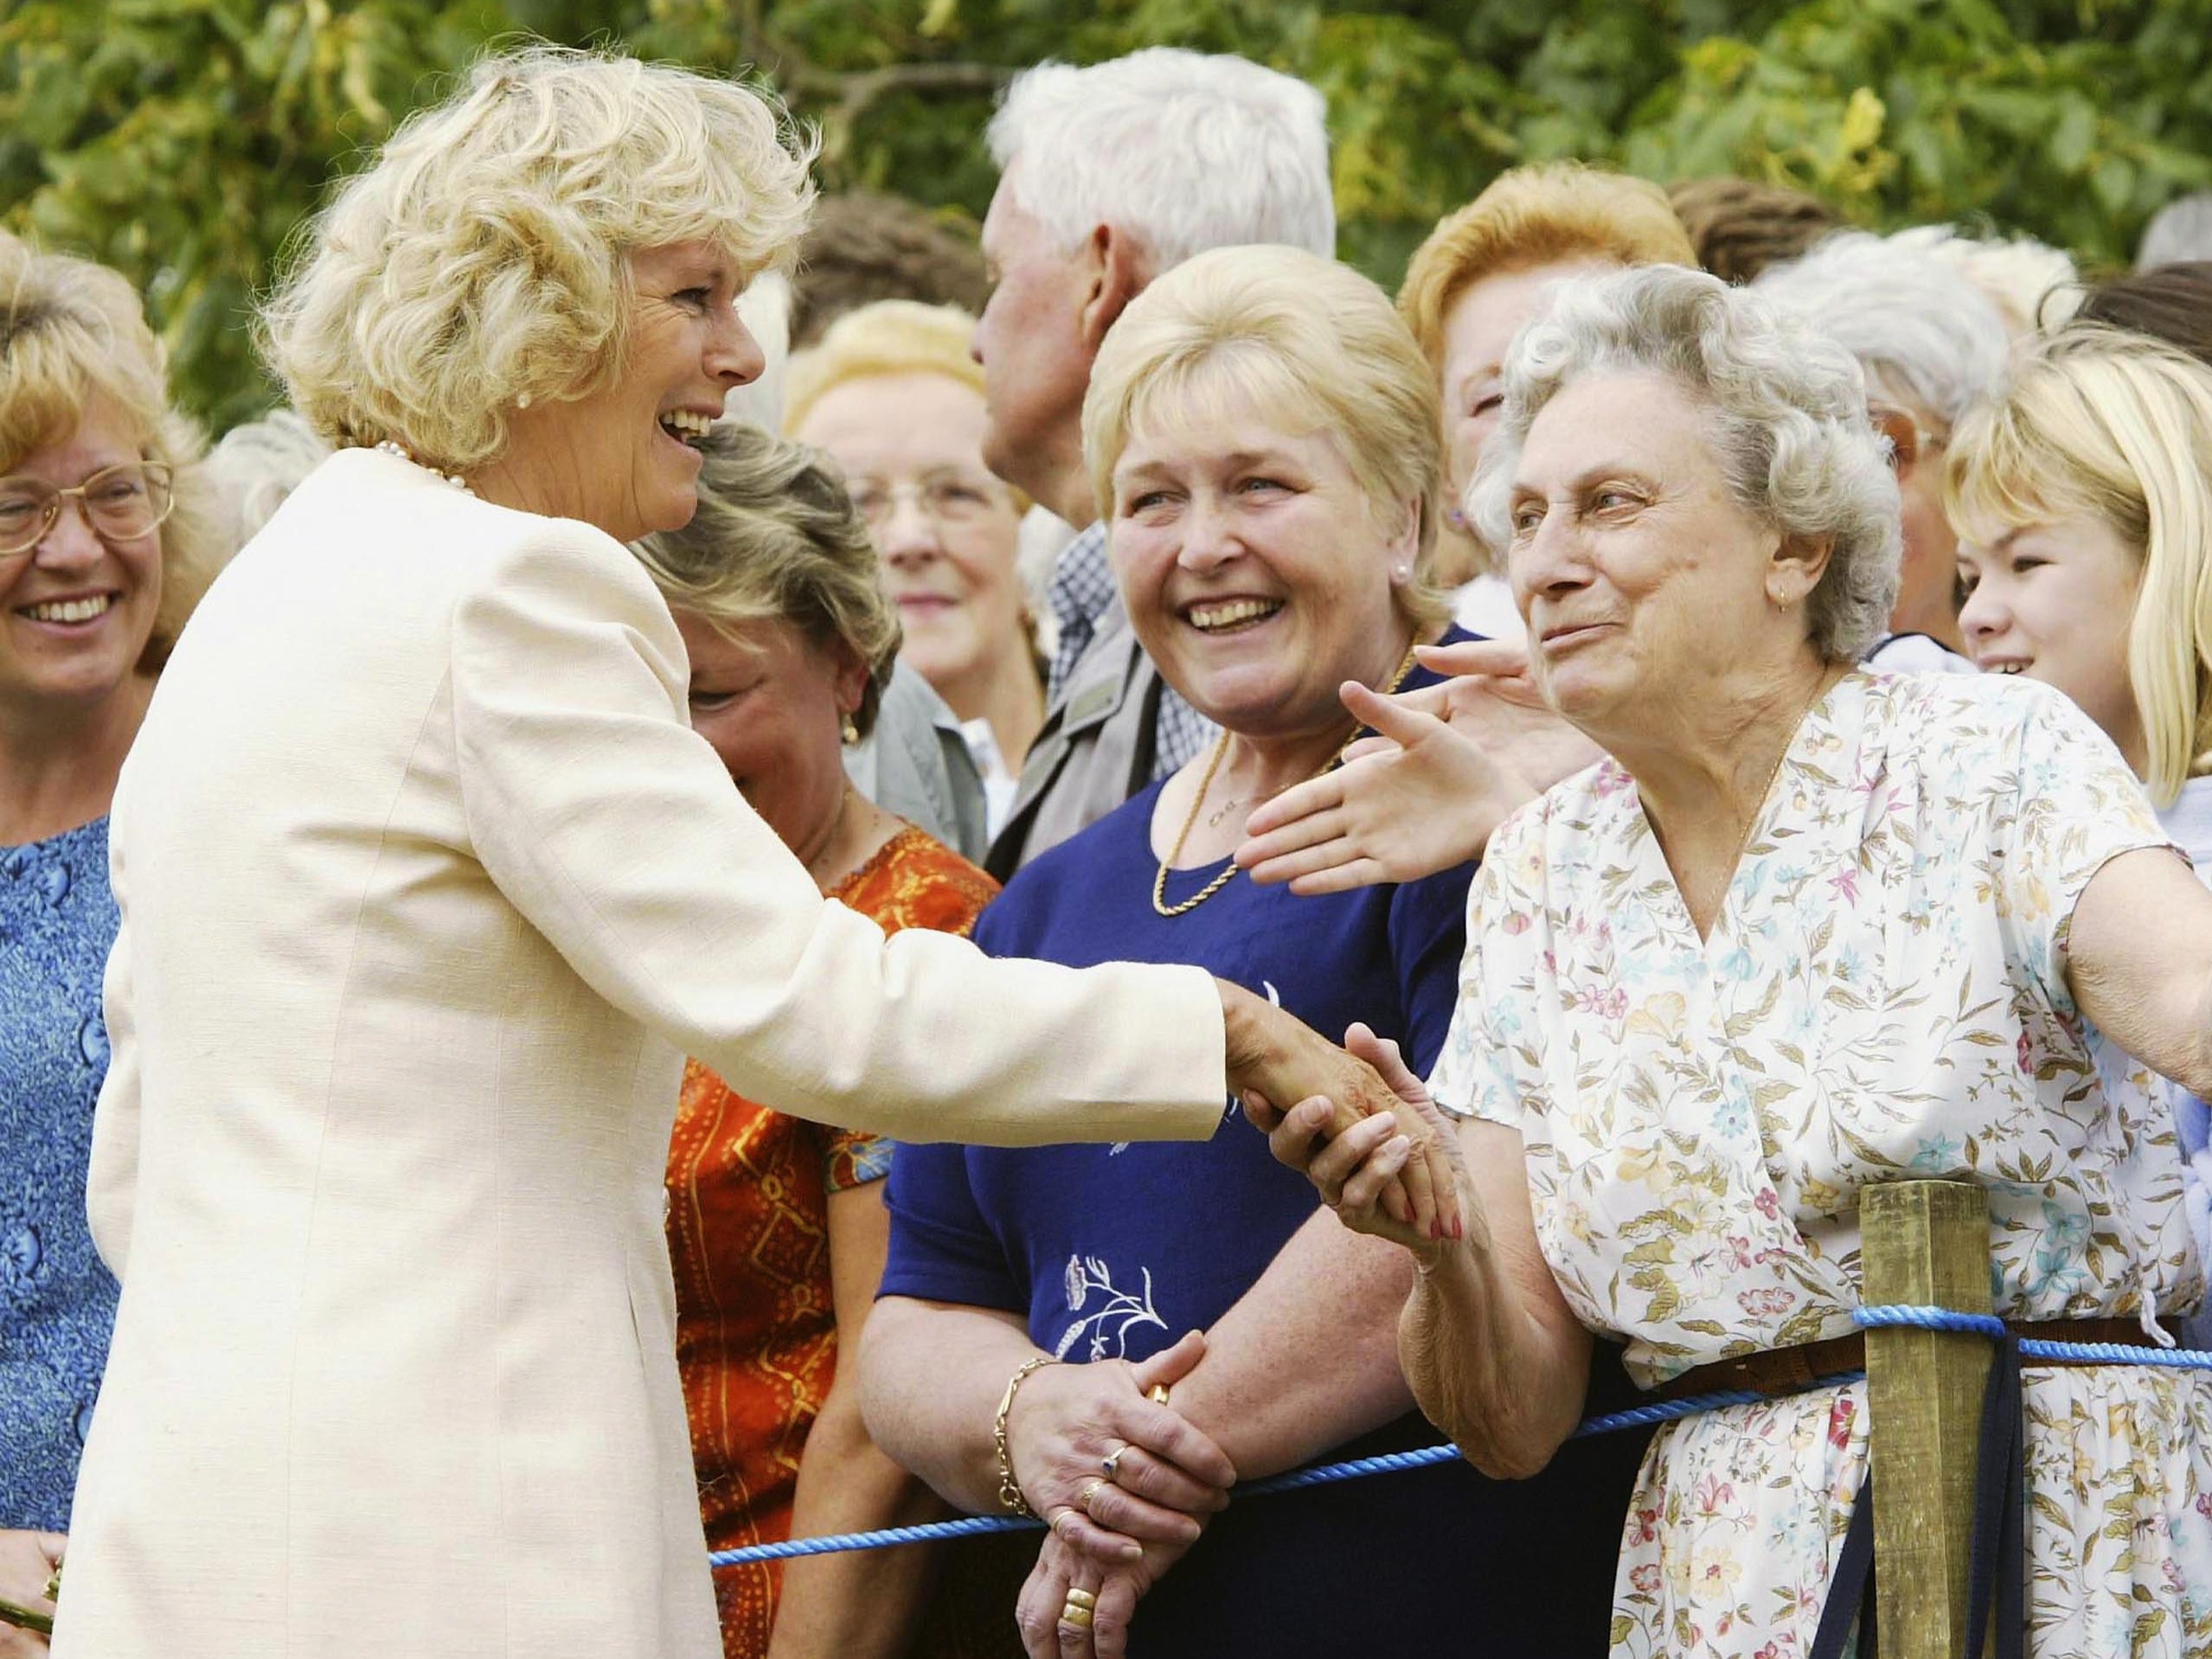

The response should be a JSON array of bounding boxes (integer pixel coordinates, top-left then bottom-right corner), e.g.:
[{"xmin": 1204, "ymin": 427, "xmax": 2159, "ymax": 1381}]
[{"xmin": 2068, "ymin": 845, "xmax": 2212, "ymax": 1099}]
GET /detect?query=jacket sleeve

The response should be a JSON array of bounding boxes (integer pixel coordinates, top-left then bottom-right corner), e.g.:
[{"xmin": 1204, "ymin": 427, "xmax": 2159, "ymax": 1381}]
[{"xmin": 446, "ymin": 517, "xmax": 1225, "ymax": 1148}]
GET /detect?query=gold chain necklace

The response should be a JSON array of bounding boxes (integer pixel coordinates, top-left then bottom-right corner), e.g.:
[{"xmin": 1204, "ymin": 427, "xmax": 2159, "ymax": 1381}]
[{"xmin": 1151, "ymin": 639, "xmax": 1420, "ymax": 919}]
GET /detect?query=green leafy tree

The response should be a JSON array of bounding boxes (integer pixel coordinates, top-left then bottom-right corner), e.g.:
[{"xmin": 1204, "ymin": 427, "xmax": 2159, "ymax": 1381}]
[{"xmin": 5, "ymin": 0, "xmax": 2207, "ymax": 432}]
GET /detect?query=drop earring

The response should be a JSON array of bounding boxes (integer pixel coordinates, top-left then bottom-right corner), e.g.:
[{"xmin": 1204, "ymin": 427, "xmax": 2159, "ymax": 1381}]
[{"xmin": 841, "ymin": 714, "xmax": 860, "ymax": 746}]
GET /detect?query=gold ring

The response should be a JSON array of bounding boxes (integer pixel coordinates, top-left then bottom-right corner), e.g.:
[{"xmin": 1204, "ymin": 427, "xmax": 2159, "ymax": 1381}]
[
  {"xmin": 1147, "ymin": 1384, "xmax": 1171, "ymax": 1405},
  {"xmin": 1061, "ymin": 1603, "xmax": 1096, "ymax": 1629},
  {"xmin": 1048, "ymin": 1507, "xmax": 1075, "ymax": 1537},
  {"xmin": 1078, "ymin": 1479, "xmax": 1107, "ymax": 1513},
  {"xmin": 1100, "ymin": 1445, "xmax": 1127, "ymax": 1481},
  {"xmin": 1065, "ymin": 1588, "xmax": 1098, "ymax": 1611}
]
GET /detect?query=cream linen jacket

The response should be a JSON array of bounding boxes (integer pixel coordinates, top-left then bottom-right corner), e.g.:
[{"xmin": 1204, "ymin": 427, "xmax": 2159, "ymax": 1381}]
[{"xmin": 52, "ymin": 448, "xmax": 1224, "ymax": 1659}]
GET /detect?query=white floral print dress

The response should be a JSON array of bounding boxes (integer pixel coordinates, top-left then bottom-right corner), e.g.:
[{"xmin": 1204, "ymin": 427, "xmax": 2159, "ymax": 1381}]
[{"xmin": 1430, "ymin": 670, "xmax": 2212, "ymax": 1659}]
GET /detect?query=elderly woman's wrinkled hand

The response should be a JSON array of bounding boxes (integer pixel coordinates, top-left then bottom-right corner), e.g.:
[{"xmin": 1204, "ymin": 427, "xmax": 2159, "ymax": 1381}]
[
  {"xmin": 1003, "ymin": 1331, "xmax": 1234, "ymax": 1568},
  {"xmin": 1250, "ymin": 1023, "xmax": 1476, "ymax": 1264},
  {"xmin": 1237, "ymin": 640, "xmax": 1600, "ymax": 894},
  {"xmin": 1218, "ymin": 984, "xmax": 1460, "ymax": 1241}
]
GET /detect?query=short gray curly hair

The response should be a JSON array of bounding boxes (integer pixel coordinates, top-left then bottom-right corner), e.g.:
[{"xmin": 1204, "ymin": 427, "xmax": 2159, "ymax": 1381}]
[{"xmin": 1470, "ymin": 264, "xmax": 1901, "ymax": 663}]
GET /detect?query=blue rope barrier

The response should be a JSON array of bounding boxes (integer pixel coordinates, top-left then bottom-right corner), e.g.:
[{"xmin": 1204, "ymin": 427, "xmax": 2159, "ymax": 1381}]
[
  {"xmin": 1851, "ymin": 1303, "xmax": 2212, "ymax": 1368},
  {"xmin": 703, "ymin": 1377, "xmax": 1861, "ymax": 1567},
  {"xmin": 708, "ymin": 1304, "xmax": 2204, "ymax": 1570}
]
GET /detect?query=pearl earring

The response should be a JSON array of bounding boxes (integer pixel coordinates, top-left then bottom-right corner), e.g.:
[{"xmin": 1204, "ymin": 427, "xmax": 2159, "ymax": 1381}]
[
  {"xmin": 841, "ymin": 714, "xmax": 860, "ymax": 746},
  {"xmin": 516, "ymin": 391, "xmax": 533, "ymax": 410},
  {"xmin": 1391, "ymin": 562, "xmax": 1412, "ymax": 582}
]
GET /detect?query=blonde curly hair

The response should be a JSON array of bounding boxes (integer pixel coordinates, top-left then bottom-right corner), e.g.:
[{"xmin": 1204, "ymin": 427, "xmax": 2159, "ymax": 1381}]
[
  {"xmin": 263, "ymin": 46, "xmax": 817, "ymax": 472},
  {"xmin": 0, "ymin": 231, "xmax": 219, "ymax": 671}
]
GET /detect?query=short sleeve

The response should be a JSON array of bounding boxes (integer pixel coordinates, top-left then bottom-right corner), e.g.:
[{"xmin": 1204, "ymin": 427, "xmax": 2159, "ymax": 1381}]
[
  {"xmin": 1991, "ymin": 687, "xmax": 2173, "ymax": 1007},
  {"xmin": 1427, "ymin": 804, "xmax": 1552, "ymax": 1129},
  {"xmin": 822, "ymin": 1127, "xmax": 894, "ymax": 1191},
  {"xmin": 878, "ymin": 1143, "xmax": 1026, "ymax": 1314}
]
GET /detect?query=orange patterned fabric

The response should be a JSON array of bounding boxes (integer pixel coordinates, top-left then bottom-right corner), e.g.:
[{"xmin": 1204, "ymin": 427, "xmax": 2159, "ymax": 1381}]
[{"xmin": 668, "ymin": 825, "xmax": 998, "ymax": 1658}]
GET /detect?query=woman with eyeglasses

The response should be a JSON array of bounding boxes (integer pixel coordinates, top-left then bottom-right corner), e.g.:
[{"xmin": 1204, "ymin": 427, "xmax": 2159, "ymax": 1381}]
[
  {"xmin": 0, "ymin": 232, "xmax": 217, "ymax": 1653},
  {"xmin": 787, "ymin": 302, "xmax": 1046, "ymax": 836}
]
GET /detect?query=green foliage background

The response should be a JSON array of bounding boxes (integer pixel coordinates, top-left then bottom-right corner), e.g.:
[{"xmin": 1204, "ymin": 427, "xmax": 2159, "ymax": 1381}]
[{"xmin": 4, "ymin": 0, "xmax": 2208, "ymax": 432}]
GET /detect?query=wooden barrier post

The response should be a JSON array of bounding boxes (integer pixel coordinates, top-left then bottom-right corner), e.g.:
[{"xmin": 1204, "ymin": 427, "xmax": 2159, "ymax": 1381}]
[{"xmin": 1861, "ymin": 1180, "xmax": 1996, "ymax": 1659}]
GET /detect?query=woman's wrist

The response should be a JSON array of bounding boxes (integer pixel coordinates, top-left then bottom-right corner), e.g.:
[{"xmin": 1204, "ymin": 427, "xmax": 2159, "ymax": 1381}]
[{"xmin": 991, "ymin": 1354, "xmax": 1057, "ymax": 1517}]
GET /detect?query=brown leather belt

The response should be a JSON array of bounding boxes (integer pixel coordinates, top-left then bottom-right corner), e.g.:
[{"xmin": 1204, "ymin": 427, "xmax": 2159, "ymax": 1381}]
[{"xmin": 1653, "ymin": 1316, "xmax": 2178, "ymax": 1403}]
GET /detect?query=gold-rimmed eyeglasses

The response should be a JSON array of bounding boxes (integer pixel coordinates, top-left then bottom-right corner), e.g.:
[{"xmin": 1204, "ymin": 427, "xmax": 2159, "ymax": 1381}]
[
  {"xmin": 846, "ymin": 471, "xmax": 1010, "ymax": 533},
  {"xmin": 0, "ymin": 462, "xmax": 176, "ymax": 560}
]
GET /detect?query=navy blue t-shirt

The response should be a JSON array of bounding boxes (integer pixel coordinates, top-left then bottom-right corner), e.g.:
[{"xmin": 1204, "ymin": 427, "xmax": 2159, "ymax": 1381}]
[
  {"xmin": 880, "ymin": 772, "xmax": 1471, "ymax": 1353},
  {"xmin": 882, "ymin": 637, "xmax": 1646, "ymax": 1656}
]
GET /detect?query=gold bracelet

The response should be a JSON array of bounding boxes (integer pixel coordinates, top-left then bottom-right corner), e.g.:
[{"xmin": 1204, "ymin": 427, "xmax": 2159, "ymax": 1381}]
[{"xmin": 993, "ymin": 1355, "xmax": 1057, "ymax": 1517}]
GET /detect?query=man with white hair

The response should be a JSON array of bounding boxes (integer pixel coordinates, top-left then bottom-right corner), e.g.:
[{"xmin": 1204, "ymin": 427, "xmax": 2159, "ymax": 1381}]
[
  {"xmin": 2139, "ymin": 189, "xmax": 2212, "ymax": 270},
  {"xmin": 974, "ymin": 48, "xmax": 1337, "ymax": 876},
  {"xmin": 1756, "ymin": 230, "xmax": 2013, "ymax": 671}
]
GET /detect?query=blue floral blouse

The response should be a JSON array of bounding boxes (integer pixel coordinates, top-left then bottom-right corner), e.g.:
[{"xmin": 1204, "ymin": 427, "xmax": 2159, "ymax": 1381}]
[{"xmin": 1, "ymin": 817, "xmax": 120, "ymax": 1529}]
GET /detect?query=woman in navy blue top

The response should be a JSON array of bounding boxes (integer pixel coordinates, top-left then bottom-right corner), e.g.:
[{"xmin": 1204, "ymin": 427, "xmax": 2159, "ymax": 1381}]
[
  {"xmin": 0, "ymin": 234, "xmax": 217, "ymax": 1639},
  {"xmin": 862, "ymin": 247, "xmax": 1641, "ymax": 1659}
]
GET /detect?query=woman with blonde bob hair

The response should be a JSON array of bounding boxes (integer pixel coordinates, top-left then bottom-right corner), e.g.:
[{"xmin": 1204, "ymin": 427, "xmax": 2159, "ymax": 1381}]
[
  {"xmin": 1264, "ymin": 264, "xmax": 2212, "ymax": 1659},
  {"xmin": 53, "ymin": 47, "xmax": 1452, "ymax": 1659},
  {"xmin": 0, "ymin": 229, "xmax": 217, "ymax": 1651},
  {"xmin": 785, "ymin": 300, "xmax": 1044, "ymax": 831},
  {"xmin": 1949, "ymin": 325, "xmax": 2212, "ymax": 1341},
  {"xmin": 862, "ymin": 244, "xmax": 1640, "ymax": 1659}
]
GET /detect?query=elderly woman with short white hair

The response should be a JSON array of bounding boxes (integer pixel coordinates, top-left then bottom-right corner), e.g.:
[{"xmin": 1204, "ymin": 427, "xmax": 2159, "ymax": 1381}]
[
  {"xmin": 52, "ymin": 47, "xmax": 1452, "ymax": 1659},
  {"xmin": 1266, "ymin": 264, "xmax": 2212, "ymax": 1658}
]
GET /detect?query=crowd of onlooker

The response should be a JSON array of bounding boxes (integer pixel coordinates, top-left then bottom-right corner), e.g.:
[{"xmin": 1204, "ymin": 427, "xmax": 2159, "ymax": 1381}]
[{"xmin": 6, "ymin": 39, "xmax": 2212, "ymax": 1659}]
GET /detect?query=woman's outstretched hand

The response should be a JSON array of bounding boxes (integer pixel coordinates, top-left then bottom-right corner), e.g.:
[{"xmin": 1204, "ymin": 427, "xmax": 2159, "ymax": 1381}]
[
  {"xmin": 1218, "ymin": 985, "xmax": 1461, "ymax": 1242},
  {"xmin": 1237, "ymin": 638, "xmax": 1600, "ymax": 894},
  {"xmin": 1247, "ymin": 1023, "xmax": 1476, "ymax": 1263}
]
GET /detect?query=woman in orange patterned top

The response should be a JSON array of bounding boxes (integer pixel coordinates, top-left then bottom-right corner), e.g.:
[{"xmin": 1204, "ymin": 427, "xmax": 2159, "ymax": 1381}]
[{"xmin": 633, "ymin": 423, "xmax": 997, "ymax": 1659}]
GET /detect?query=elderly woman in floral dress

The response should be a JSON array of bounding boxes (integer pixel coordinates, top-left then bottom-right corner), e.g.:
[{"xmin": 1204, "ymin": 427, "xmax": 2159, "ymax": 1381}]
[{"xmin": 1261, "ymin": 264, "xmax": 2212, "ymax": 1657}]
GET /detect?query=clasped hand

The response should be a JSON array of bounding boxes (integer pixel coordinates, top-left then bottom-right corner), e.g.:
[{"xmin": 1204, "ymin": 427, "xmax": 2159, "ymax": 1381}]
[
  {"xmin": 1249, "ymin": 1023, "xmax": 1478, "ymax": 1265},
  {"xmin": 1007, "ymin": 1333, "xmax": 1228, "ymax": 1659},
  {"xmin": 1218, "ymin": 982, "xmax": 1461, "ymax": 1243}
]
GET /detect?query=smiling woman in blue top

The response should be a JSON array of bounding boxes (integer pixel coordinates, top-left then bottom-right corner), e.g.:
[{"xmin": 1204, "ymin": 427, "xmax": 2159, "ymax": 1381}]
[{"xmin": 861, "ymin": 245, "xmax": 1643, "ymax": 1659}]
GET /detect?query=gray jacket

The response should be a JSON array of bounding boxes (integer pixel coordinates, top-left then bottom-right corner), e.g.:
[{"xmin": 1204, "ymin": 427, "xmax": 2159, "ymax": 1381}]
[
  {"xmin": 844, "ymin": 660, "xmax": 989, "ymax": 864},
  {"xmin": 985, "ymin": 592, "xmax": 1162, "ymax": 881}
]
